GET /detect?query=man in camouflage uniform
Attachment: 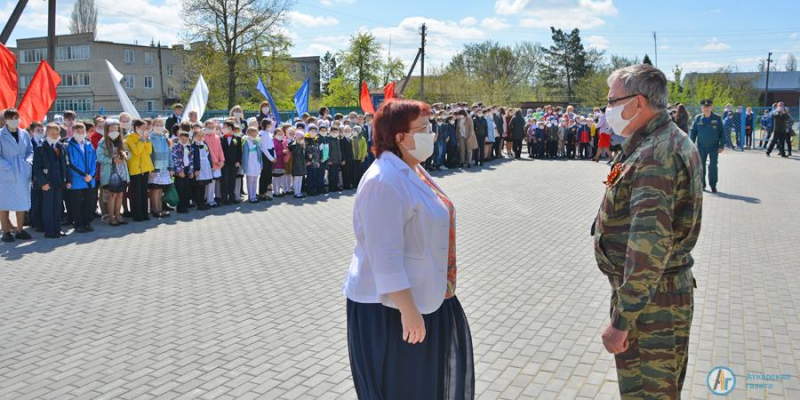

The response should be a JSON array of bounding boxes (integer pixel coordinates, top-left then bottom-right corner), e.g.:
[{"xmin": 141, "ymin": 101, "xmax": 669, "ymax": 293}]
[{"xmin": 594, "ymin": 64, "xmax": 704, "ymax": 399}]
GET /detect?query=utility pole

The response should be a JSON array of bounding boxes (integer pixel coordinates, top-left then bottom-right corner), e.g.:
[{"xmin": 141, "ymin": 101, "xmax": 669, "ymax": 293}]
[
  {"xmin": 46, "ymin": 0, "xmax": 56, "ymax": 115},
  {"xmin": 420, "ymin": 23, "xmax": 426, "ymax": 101},
  {"xmin": 157, "ymin": 41, "xmax": 166, "ymax": 110},
  {"xmin": 764, "ymin": 52, "xmax": 772, "ymax": 108},
  {"xmin": 653, "ymin": 32, "xmax": 658, "ymax": 67}
]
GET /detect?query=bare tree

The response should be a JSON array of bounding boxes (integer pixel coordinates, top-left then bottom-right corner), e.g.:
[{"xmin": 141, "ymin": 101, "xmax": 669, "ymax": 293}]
[
  {"xmin": 69, "ymin": 0, "xmax": 98, "ymax": 38},
  {"xmin": 183, "ymin": 0, "xmax": 294, "ymax": 108},
  {"xmin": 786, "ymin": 54, "xmax": 797, "ymax": 72}
]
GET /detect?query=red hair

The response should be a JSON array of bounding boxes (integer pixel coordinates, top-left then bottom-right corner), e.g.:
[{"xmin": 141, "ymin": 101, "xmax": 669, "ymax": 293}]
[{"xmin": 372, "ymin": 99, "xmax": 431, "ymax": 159}]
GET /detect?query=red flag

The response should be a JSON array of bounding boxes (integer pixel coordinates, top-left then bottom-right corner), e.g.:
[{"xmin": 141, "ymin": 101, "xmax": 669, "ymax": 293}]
[
  {"xmin": 384, "ymin": 82, "xmax": 395, "ymax": 101},
  {"xmin": 18, "ymin": 61, "xmax": 61, "ymax": 129},
  {"xmin": 0, "ymin": 43, "xmax": 17, "ymax": 109},
  {"xmin": 360, "ymin": 81, "xmax": 375, "ymax": 114}
]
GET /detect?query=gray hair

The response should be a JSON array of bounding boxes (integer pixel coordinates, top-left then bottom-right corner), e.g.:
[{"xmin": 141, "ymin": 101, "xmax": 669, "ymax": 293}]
[{"xmin": 607, "ymin": 64, "xmax": 668, "ymax": 111}]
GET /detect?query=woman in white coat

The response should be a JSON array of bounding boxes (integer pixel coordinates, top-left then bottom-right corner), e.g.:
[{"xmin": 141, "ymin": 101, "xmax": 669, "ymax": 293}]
[
  {"xmin": 343, "ymin": 99, "xmax": 474, "ymax": 400},
  {"xmin": 0, "ymin": 109, "xmax": 34, "ymax": 243}
]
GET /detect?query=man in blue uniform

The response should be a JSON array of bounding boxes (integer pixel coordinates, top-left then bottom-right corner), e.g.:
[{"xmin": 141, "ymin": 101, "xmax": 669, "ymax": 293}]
[{"xmin": 690, "ymin": 99, "xmax": 726, "ymax": 193}]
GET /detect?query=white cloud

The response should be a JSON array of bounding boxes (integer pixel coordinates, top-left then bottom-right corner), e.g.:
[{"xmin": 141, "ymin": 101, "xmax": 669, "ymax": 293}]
[
  {"xmin": 495, "ymin": 0, "xmax": 529, "ymax": 15},
  {"xmin": 460, "ymin": 17, "xmax": 478, "ymax": 27},
  {"xmin": 680, "ymin": 61, "xmax": 726, "ymax": 72},
  {"xmin": 586, "ymin": 35, "xmax": 609, "ymax": 50},
  {"xmin": 481, "ymin": 17, "xmax": 510, "ymax": 31},
  {"xmin": 791, "ymin": 32, "xmax": 798, "ymax": 39},
  {"xmin": 699, "ymin": 37, "xmax": 730, "ymax": 51},
  {"xmin": 370, "ymin": 16, "xmax": 485, "ymax": 66},
  {"xmin": 510, "ymin": 0, "xmax": 618, "ymax": 30},
  {"xmin": 93, "ymin": 0, "xmax": 184, "ymax": 45},
  {"xmin": 320, "ymin": 0, "xmax": 355, "ymax": 5},
  {"xmin": 286, "ymin": 11, "xmax": 339, "ymax": 27},
  {"xmin": 735, "ymin": 57, "xmax": 760, "ymax": 64},
  {"xmin": 659, "ymin": 45, "xmax": 670, "ymax": 50}
]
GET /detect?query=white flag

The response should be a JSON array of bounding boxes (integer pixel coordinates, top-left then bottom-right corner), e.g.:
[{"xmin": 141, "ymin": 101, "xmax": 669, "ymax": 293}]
[
  {"xmin": 182, "ymin": 74, "xmax": 209, "ymax": 121},
  {"xmin": 104, "ymin": 60, "xmax": 140, "ymax": 119}
]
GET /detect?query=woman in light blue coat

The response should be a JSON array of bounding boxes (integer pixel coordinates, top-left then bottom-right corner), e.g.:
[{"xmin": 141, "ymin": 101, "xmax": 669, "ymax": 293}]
[{"xmin": 0, "ymin": 109, "xmax": 34, "ymax": 243}]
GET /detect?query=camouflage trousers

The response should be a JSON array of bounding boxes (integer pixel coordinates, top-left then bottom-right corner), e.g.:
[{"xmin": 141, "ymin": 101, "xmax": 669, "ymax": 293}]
[{"xmin": 610, "ymin": 270, "xmax": 695, "ymax": 400}]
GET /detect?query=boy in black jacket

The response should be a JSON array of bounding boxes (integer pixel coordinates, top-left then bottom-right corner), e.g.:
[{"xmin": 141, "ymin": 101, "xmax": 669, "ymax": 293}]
[{"xmin": 33, "ymin": 123, "xmax": 71, "ymax": 238}]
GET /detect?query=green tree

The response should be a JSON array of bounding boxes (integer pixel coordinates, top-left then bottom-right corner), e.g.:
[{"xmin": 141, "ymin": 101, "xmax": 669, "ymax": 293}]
[
  {"xmin": 322, "ymin": 76, "xmax": 358, "ymax": 107},
  {"xmin": 69, "ymin": 0, "xmax": 97, "ymax": 38},
  {"xmin": 338, "ymin": 32, "xmax": 384, "ymax": 88},
  {"xmin": 642, "ymin": 54, "xmax": 653, "ymax": 65},
  {"xmin": 669, "ymin": 65, "xmax": 689, "ymax": 104},
  {"xmin": 540, "ymin": 27, "xmax": 593, "ymax": 102},
  {"xmin": 183, "ymin": 0, "xmax": 294, "ymax": 109},
  {"xmin": 383, "ymin": 56, "xmax": 405, "ymax": 85},
  {"xmin": 320, "ymin": 51, "xmax": 338, "ymax": 96},
  {"xmin": 609, "ymin": 55, "xmax": 639, "ymax": 70}
]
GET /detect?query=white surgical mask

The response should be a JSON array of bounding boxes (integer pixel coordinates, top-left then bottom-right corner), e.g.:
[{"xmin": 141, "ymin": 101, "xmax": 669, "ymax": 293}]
[
  {"xmin": 402, "ymin": 132, "xmax": 435, "ymax": 162},
  {"xmin": 74, "ymin": 133, "xmax": 86, "ymax": 142},
  {"xmin": 262, "ymin": 107, "xmax": 270, "ymax": 114},
  {"xmin": 34, "ymin": 131, "xmax": 45, "ymax": 140},
  {"xmin": 6, "ymin": 119, "xmax": 19, "ymax": 129},
  {"xmin": 46, "ymin": 137, "xmax": 59, "ymax": 145},
  {"xmin": 275, "ymin": 135, "xmax": 284, "ymax": 141},
  {"xmin": 320, "ymin": 131, "xmax": 328, "ymax": 137},
  {"xmin": 153, "ymin": 126, "xmax": 165, "ymax": 134},
  {"xmin": 120, "ymin": 121, "xmax": 132, "ymax": 130},
  {"xmin": 108, "ymin": 131, "xmax": 120, "ymax": 140},
  {"xmin": 606, "ymin": 98, "xmax": 639, "ymax": 136}
]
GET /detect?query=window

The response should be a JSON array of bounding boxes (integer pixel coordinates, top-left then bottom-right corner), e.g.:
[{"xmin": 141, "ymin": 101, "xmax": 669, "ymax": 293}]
[
  {"xmin": 59, "ymin": 72, "xmax": 91, "ymax": 87},
  {"xmin": 166, "ymin": 86, "xmax": 176, "ymax": 97},
  {"xmin": 123, "ymin": 75, "xmax": 135, "ymax": 89},
  {"xmin": 144, "ymin": 51, "xmax": 153, "ymax": 65},
  {"xmin": 124, "ymin": 49, "xmax": 135, "ymax": 64},
  {"xmin": 166, "ymin": 65, "xmax": 173, "ymax": 76},
  {"xmin": 144, "ymin": 76, "xmax": 154, "ymax": 89},
  {"xmin": 18, "ymin": 75, "xmax": 33, "ymax": 89},
  {"xmin": 55, "ymin": 98, "xmax": 92, "ymax": 112},
  {"xmin": 145, "ymin": 100, "xmax": 155, "ymax": 111},
  {"xmin": 20, "ymin": 48, "xmax": 47, "ymax": 64},
  {"xmin": 302, "ymin": 64, "xmax": 308, "ymax": 74},
  {"xmin": 56, "ymin": 45, "xmax": 90, "ymax": 61}
]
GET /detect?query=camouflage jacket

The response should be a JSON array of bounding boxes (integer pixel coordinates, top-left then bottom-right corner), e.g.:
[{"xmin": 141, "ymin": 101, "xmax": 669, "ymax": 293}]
[{"xmin": 594, "ymin": 111, "xmax": 703, "ymax": 331}]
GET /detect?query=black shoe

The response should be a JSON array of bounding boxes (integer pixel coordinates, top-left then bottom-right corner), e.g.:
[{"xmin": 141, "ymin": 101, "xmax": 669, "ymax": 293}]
[
  {"xmin": 711, "ymin": 187, "xmax": 718, "ymax": 193},
  {"xmin": 177, "ymin": 208, "xmax": 189, "ymax": 214},
  {"xmin": 122, "ymin": 211, "xmax": 132, "ymax": 218},
  {"xmin": 1, "ymin": 232, "xmax": 14, "ymax": 243},
  {"xmin": 57, "ymin": 231, "xmax": 68, "ymax": 237},
  {"xmin": 44, "ymin": 233, "xmax": 61, "ymax": 239},
  {"xmin": 14, "ymin": 230, "xmax": 32, "ymax": 240},
  {"xmin": 232, "ymin": 200, "xmax": 242, "ymax": 204},
  {"xmin": 85, "ymin": 225, "xmax": 95, "ymax": 232},
  {"xmin": 163, "ymin": 204, "xmax": 175, "ymax": 211},
  {"xmin": 75, "ymin": 226, "xmax": 90, "ymax": 233},
  {"xmin": 34, "ymin": 227, "xmax": 45, "ymax": 233},
  {"xmin": 766, "ymin": 152, "xmax": 771, "ymax": 157}
]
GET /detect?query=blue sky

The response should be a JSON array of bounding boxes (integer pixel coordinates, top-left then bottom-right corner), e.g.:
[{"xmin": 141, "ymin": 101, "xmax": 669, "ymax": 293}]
[{"xmin": 3, "ymin": 0, "xmax": 799, "ymax": 74}]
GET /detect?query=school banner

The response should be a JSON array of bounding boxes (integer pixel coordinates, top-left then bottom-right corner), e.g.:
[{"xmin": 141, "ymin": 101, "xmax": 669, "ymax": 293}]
[
  {"xmin": 360, "ymin": 81, "xmax": 375, "ymax": 114},
  {"xmin": 105, "ymin": 60, "xmax": 140, "ymax": 119},
  {"xmin": 0, "ymin": 43, "xmax": 17, "ymax": 109},
  {"xmin": 17, "ymin": 61, "xmax": 60, "ymax": 129},
  {"xmin": 182, "ymin": 74, "xmax": 209, "ymax": 121},
  {"xmin": 293, "ymin": 78, "xmax": 310, "ymax": 116},
  {"xmin": 256, "ymin": 76, "xmax": 282, "ymax": 124}
]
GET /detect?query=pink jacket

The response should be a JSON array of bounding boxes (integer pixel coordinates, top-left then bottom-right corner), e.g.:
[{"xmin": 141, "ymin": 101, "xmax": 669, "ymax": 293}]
[
  {"xmin": 273, "ymin": 139, "xmax": 285, "ymax": 169},
  {"xmin": 205, "ymin": 133, "xmax": 225, "ymax": 170}
]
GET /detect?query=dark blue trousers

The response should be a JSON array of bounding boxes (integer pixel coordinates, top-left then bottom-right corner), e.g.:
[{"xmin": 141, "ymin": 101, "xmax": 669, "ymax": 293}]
[
  {"xmin": 29, "ymin": 188, "xmax": 43, "ymax": 230},
  {"xmin": 42, "ymin": 188, "xmax": 63, "ymax": 236}
]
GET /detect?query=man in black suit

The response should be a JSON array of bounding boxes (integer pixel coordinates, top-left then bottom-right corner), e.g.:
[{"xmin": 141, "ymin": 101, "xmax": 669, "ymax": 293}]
[
  {"xmin": 219, "ymin": 120, "xmax": 242, "ymax": 204},
  {"xmin": 472, "ymin": 108, "xmax": 488, "ymax": 166},
  {"xmin": 165, "ymin": 103, "xmax": 184, "ymax": 134},
  {"xmin": 33, "ymin": 123, "xmax": 70, "ymax": 238}
]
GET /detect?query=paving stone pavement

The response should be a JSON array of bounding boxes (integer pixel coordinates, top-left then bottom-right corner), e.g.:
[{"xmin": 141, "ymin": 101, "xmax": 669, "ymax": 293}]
[{"xmin": 1, "ymin": 149, "xmax": 799, "ymax": 400}]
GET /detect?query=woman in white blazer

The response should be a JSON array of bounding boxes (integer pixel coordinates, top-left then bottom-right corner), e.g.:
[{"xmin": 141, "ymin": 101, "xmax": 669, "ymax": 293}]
[{"xmin": 343, "ymin": 99, "xmax": 474, "ymax": 400}]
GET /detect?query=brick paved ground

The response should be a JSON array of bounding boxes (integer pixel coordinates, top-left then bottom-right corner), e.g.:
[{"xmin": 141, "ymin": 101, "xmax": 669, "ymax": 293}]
[{"xmin": 1, "ymin": 149, "xmax": 798, "ymax": 399}]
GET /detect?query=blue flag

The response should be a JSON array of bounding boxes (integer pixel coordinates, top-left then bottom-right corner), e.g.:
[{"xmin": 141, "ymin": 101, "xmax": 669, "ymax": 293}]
[
  {"xmin": 256, "ymin": 76, "xmax": 281, "ymax": 124},
  {"xmin": 293, "ymin": 78, "xmax": 310, "ymax": 116}
]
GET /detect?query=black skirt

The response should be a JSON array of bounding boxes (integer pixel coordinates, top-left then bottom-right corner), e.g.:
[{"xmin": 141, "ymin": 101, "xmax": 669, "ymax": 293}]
[{"xmin": 347, "ymin": 296, "xmax": 474, "ymax": 400}]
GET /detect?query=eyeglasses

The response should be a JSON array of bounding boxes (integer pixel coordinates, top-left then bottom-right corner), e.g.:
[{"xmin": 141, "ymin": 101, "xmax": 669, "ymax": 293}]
[{"xmin": 607, "ymin": 93, "xmax": 642, "ymax": 107}]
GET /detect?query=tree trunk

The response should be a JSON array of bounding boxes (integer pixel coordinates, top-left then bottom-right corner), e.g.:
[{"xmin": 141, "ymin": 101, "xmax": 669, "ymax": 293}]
[{"xmin": 227, "ymin": 55, "xmax": 237, "ymax": 109}]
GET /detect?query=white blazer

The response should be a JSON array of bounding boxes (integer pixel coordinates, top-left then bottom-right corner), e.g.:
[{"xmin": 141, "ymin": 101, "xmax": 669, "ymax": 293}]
[{"xmin": 342, "ymin": 151, "xmax": 451, "ymax": 315}]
